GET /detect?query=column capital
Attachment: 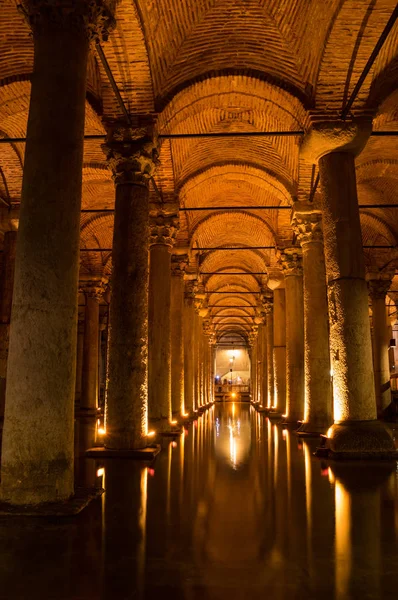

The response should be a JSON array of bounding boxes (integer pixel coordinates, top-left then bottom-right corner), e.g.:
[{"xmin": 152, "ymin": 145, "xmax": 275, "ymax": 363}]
[
  {"xmin": 367, "ymin": 274, "xmax": 393, "ymax": 300},
  {"xmin": 79, "ymin": 279, "xmax": 107, "ymax": 300},
  {"xmin": 291, "ymin": 202, "xmax": 323, "ymax": 246},
  {"xmin": 261, "ymin": 292, "xmax": 273, "ymax": 314},
  {"xmin": 171, "ymin": 253, "xmax": 189, "ymax": 277},
  {"xmin": 19, "ymin": 0, "xmax": 116, "ymax": 41},
  {"xmin": 0, "ymin": 206, "xmax": 19, "ymax": 234},
  {"xmin": 149, "ymin": 212, "xmax": 179, "ymax": 248},
  {"xmin": 300, "ymin": 117, "xmax": 372, "ymax": 163},
  {"xmin": 102, "ymin": 117, "xmax": 158, "ymax": 186},
  {"xmin": 248, "ymin": 326, "xmax": 259, "ymax": 347},
  {"xmin": 184, "ymin": 279, "xmax": 196, "ymax": 300},
  {"xmin": 280, "ymin": 247, "xmax": 303, "ymax": 277}
]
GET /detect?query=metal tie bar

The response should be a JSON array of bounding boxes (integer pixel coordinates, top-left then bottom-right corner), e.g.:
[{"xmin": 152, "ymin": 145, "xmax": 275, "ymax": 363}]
[{"xmin": 0, "ymin": 131, "xmax": 397, "ymax": 145}]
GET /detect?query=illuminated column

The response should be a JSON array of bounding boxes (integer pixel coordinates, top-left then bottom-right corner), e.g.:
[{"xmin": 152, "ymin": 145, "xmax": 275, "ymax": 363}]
[
  {"xmin": 302, "ymin": 120, "xmax": 394, "ymax": 455},
  {"xmin": 292, "ymin": 204, "xmax": 333, "ymax": 434},
  {"xmin": 183, "ymin": 281, "xmax": 195, "ymax": 415},
  {"xmin": 272, "ymin": 286, "xmax": 286, "ymax": 413},
  {"xmin": 281, "ymin": 248, "xmax": 304, "ymax": 424},
  {"xmin": 103, "ymin": 118, "xmax": 157, "ymax": 451},
  {"xmin": 256, "ymin": 322, "xmax": 264, "ymax": 405},
  {"xmin": 0, "ymin": 226, "xmax": 17, "ymax": 422},
  {"xmin": 249, "ymin": 328, "xmax": 258, "ymax": 403},
  {"xmin": 170, "ymin": 254, "xmax": 188, "ymax": 417},
  {"xmin": 368, "ymin": 274, "xmax": 393, "ymax": 417},
  {"xmin": 81, "ymin": 282, "xmax": 103, "ymax": 413},
  {"xmin": 262, "ymin": 294, "xmax": 274, "ymax": 408},
  {"xmin": 148, "ymin": 212, "xmax": 179, "ymax": 429},
  {"xmin": 0, "ymin": 1, "xmax": 115, "ymax": 505}
]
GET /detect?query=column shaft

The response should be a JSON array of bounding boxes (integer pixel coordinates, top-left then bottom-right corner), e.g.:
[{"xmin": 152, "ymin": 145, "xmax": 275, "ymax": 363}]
[
  {"xmin": 170, "ymin": 265, "xmax": 185, "ymax": 416},
  {"xmin": 273, "ymin": 288, "xmax": 286, "ymax": 413},
  {"xmin": 261, "ymin": 323, "xmax": 268, "ymax": 407},
  {"xmin": 0, "ymin": 230, "xmax": 17, "ymax": 421},
  {"xmin": 282, "ymin": 250, "xmax": 305, "ymax": 423},
  {"xmin": 183, "ymin": 294, "xmax": 195, "ymax": 414},
  {"xmin": 0, "ymin": 19, "xmax": 91, "ymax": 504},
  {"xmin": 148, "ymin": 245, "xmax": 172, "ymax": 424},
  {"xmin": 369, "ymin": 286, "xmax": 391, "ymax": 415},
  {"xmin": 265, "ymin": 311, "xmax": 274, "ymax": 408},
  {"xmin": 106, "ymin": 182, "xmax": 150, "ymax": 449},
  {"xmin": 295, "ymin": 220, "xmax": 333, "ymax": 432},
  {"xmin": 81, "ymin": 295, "xmax": 100, "ymax": 411}
]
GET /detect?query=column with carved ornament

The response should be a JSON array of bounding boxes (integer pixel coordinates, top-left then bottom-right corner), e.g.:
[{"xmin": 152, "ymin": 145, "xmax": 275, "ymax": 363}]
[
  {"xmin": 170, "ymin": 253, "xmax": 188, "ymax": 417},
  {"xmin": 281, "ymin": 248, "xmax": 305, "ymax": 424},
  {"xmin": 102, "ymin": 117, "xmax": 158, "ymax": 452},
  {"xmin": 292, "ymin": 204, "xmax": 332, "ymax": 434},
  {"xmin": 148, "ymin": 211, "xmax": 179, "ymax": 430},
  {"xmin": 0, "ymin": 0, "xmax": 115, "ymax": 505}
]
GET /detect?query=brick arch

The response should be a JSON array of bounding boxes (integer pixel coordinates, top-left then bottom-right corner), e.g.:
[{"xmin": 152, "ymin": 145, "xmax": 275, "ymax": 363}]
[
  {"xmin": 360, "ymin": 210, "xmax": 397, "ymax": 270},
  {"xmin": 315, "ymin": 0, "xmax": 397, "ymax": 112},
  {"xmin": 190, "ymin": 211, "xmax": 277, "ymax": 250},
  {"xmin": 200, "ymin": 249, "xmax": 268, "ymax": 275},
  {"xmin": 80, "ymin": 212, "xmax": 114, "ymax": 279}
]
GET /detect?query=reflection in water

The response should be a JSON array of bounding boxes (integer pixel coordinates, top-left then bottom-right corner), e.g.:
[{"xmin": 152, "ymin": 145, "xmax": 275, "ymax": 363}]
[{"xmin": 0, "ymin": 404, "xmax": 397, "ymax": 599}]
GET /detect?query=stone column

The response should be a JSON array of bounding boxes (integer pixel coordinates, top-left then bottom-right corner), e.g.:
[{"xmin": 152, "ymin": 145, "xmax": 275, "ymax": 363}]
[
  {"xmin": 281, "ymin": 248, "xmax": 305, "ymax": 424},
  {"xmin": 261, "ymin": 322, "xmax": 268, "ymax": 407},
  {"xmin": 170, "ymin": 254, "xmax": 188, "ymax": 417},
  {"xmin": 148, "ymin": 212, "xmax": 179, "ymax": 429},
  {"xmin": 292, "ymin": 204, "xmax": 333, "ymax": 434},
  {"xmin": 81, "ymin": 282, "xmax": 104, "ymax": 413},
  {"xmin": 262, "ymin": 294, "xmax": 274, "ymax": 409},
  {"xmin": 0, "ymin": 228, "xmax": 17, "ymax": 422},
  {"xmin": 249, "ymin": 328, "xmax": 258, "ymax": 404},
  {"xmin": 0, "ymin": 1, "xmax": 115, "ymax": 505},
  {"xmin": 75, "ymin": 314, "xmax": 85, "ymax": 408},
  {"xmin": 183, "ymin": 281, "xmax": 195, "ymax": 415},
  {"xmin": 102, "ymin": 118, "xmax": 158, "ymax": 451},
  {"xmin": 301, "ymin": 119, "xmax": 394, "ymax": 456},
  {"xmin": 368, "ymin": 275, "xmax": 393, "ymax": 417},
  {"xmin": 255, "ymin": 323, "xmax": 263, "ymax": 405},
  {"xmin": 273, "ymin": 287, "xmax": 286, "ymax": 414}
]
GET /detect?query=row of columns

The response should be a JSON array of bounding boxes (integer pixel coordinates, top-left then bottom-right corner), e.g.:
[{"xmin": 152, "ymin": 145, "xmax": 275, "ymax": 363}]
[{"xmin": 250, "ymin": 121, "xmax": 395, "ymax": 457}]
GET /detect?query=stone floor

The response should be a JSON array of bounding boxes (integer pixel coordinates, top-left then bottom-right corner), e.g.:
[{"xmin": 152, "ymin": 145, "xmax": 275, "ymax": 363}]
[{"xmin": 0, "ymin": 403, "xmax": 397, "ymax": 599}]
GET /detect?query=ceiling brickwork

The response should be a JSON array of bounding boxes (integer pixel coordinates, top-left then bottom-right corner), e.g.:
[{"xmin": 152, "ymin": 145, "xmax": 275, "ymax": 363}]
[{"xmin": 0, "ymin": 0, "xmax": 397, "ymax": 340}]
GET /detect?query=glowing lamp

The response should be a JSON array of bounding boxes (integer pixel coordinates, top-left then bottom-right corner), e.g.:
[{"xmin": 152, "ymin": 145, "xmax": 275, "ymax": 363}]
[
  {"xmin": 98, "ymin": 427, "xmax": 106, "ymax": 435},
  {"xmin": 147, "ymin": 430, "xmax": 156, "ymax": 437},
  {"xmin": 96, "ymin": 468, "xmax": 104, "ymax": 477},
  {"xmin": 231, "ymin": 392, "xmax": 236, "ymax": 398},
  {"xmin": 170, "ymin": 420, "xmax": 178, "ymax": 425}
]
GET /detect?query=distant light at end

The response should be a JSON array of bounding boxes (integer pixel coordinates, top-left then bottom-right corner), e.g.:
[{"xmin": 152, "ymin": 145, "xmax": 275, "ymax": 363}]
[
  {"xmin": 98, "ymin": 427, "xmax": 106, "ymax": 435},
  {"xmin": 231, "ymin": 392, "xmax": 236, "ymax": 398}
]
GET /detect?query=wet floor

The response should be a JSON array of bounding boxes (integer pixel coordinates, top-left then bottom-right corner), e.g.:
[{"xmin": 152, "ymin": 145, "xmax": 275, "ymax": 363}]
[{"xmin": 0, "ymin": 402, "xmax": 397, "ymax": 599}]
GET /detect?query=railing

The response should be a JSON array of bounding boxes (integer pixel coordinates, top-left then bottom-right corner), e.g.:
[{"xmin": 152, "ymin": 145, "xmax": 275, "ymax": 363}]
[{"xmin": 216, "ymin": 384, "xmax": 250, "ymax": 394}]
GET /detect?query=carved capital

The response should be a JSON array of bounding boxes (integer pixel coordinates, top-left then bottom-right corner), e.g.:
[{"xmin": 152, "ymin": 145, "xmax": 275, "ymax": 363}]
[
  {"xmin": 19, "ymin": 0, "xmax": 116, "ymax": 41},
  {"xmin": 80, "ymin": 279, "xmax": 107, "ymax": 300},
  {"xmin": 203, "ymin": 320, "xmax": 215, "ymax": 337},
  {"xmin": 149, "ymin": 212, "xmax": 179, "ymax": 248},
  {"xmin": 280, "ymin": 247, "xmax": 303, "ymax": 277},
  {"xmin": 291, "ymin": 203, "xmax": 323, "ymax": 246},
  {"xmin": 184, "ymin": 279, "xmax": 196, "ymax": 301},
  {"xmin": 171, "ymin": 253, "xmax": 189, "ymax": 277},
  {"xmin": 300, "ymin": 117, "xmax": 372, "ymax": 163},
  {"xmin": 261, "ymin": 292, "xmax": 273, "ymax": 315},
  {"xmin": 367, "ymin": 277, "xmax": 392, "ymax": 301},
  {"xmin": 102, "ymin": 117, "xmax": 158, "ymax": 186}
]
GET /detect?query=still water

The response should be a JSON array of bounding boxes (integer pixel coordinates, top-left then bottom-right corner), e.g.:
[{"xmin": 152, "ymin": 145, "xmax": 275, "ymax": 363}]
[{"xmin": 0, "ymin": 403, "xmax": 397, "ymax": 599}]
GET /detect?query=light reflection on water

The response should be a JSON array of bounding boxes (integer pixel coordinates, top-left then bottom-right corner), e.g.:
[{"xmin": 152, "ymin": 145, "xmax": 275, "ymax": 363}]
[{"xmin": 0, "ymin": 403, "xmax": 397, "ymax": 600}]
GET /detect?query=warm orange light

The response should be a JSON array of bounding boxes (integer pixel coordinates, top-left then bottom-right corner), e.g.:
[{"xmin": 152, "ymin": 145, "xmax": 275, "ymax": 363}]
[
  {"xmin": 98, "ymin": 427, "xmax": 106, "ymax": 435},
  {"xmin": 327, "ymin": 426, "xmax": 333, "ymax": 438},
  {"xmin": 147, "ymin": 431, "xmax": 156, "ymax": 437},
  {"xmin": 97, "ymin": 468, "xmax": 104, "ymax": 477},
  {"xmin": 170, "ymin": 420, "xmax": 178, "ymax": 425},
  {"xmin": 231, "ymin": 392, "xmax": 236, "ymax": 398},
  {"xmin": 182, "ymin": 412, "xmax": 189, "ymax": 417}
]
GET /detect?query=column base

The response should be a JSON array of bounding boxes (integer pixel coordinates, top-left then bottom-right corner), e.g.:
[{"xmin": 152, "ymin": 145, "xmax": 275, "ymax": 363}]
[
  {"xmin": 296, "ymin": 421, "xmax": 329, "ymax": 437},
  {"xmin": 315, "ymin": 420, "xmax": 398, "ymax": 459},
  {"xmin": 0, "ymin": 486, "xmax": 103, "ymax": 517},
  {"xmin": 86, "ymin": 445, "xmax": 161, "ymax": 459},
  {"xmin": 268, "ymin": 410, "xmax": 283, "ymax": 421}
]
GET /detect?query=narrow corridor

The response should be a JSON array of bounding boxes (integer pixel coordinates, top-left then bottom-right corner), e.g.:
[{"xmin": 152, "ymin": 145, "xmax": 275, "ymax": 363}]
[{"xmin": 0, "ymin": 403, "xmax": 397, "ymax": 600}]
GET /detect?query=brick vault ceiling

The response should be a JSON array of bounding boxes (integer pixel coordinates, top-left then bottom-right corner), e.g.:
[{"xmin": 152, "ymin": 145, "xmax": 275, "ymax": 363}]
[{"xmin": 0, "ymin": 0, "xmax": 397, "ymax": 339}]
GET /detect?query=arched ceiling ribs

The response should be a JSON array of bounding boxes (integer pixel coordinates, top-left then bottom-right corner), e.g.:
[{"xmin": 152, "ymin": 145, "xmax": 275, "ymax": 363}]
[
  {"xmin": 178, "ymin": 162, "xmax": 294, "ymax": 205},
  {"xmin": 189, "ymin": 212, "xmax": 277, "ymax": 251},
  {"xmin": 315, "ymin": 0, "xmax": 398, "ymax": 112},
  {"xmin": 200, "ymin": 249, "xmax": 269, "ymax": 275}
]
